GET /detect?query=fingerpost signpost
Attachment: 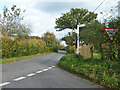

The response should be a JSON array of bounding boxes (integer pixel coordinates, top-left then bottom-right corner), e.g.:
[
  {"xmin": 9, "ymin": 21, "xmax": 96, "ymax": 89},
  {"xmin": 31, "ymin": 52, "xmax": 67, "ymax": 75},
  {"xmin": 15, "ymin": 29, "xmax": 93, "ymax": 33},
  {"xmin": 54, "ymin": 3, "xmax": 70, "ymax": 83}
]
[{"xmin": 77, "ymin": 24, "xmax": 86, "ymax": 54}]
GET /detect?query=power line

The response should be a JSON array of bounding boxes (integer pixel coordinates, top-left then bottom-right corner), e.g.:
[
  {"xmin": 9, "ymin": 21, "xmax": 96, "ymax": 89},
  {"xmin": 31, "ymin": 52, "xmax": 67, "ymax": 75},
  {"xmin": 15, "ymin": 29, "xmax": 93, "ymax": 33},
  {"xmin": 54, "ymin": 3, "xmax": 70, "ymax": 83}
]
[
  {"xmin": 99, "ymin": 3, "xmax": 118, "ymax": 20},
  {"xmin": 94, "ymin": 0, "xmax": 106, "ymax": 12},
  {"xmin": 111, "ymin": 9, "xmax": 118, "ymax": 16}
]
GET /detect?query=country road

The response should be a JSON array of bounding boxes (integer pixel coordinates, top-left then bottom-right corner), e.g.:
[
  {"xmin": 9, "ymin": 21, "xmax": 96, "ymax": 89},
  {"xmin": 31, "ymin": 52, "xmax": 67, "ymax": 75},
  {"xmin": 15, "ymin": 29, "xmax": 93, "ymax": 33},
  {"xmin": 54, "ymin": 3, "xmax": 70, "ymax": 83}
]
[{"xmin": 1, "ymin": 51, "xmax": 100, "ymax": 88}]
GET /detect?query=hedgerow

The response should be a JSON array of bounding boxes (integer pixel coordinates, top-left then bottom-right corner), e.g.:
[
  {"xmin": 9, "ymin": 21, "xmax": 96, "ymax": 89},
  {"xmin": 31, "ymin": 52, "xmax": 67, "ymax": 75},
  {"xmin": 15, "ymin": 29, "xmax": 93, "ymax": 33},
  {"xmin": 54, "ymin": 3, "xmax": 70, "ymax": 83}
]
[
  {"xmin": 65, "ymin": 46, "xmax": 76, "ymax": 53},
  {"xmin": 2, "ymin": 38, "xmax": 49, "ymax": 58},
  {"xmin": 58, "ymin": 54, "xmax": 119, "ymax": 89}
]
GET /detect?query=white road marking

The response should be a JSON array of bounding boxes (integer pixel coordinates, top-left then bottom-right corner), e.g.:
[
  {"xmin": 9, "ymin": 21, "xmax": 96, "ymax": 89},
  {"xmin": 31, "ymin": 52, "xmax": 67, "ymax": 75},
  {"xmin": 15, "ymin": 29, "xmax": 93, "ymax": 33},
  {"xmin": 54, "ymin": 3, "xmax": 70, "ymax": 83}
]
[
  {"xmin": 47, "ymin": 67, "xmax": 52, "ymax": 69},
  {"xmin": 36, "ymin": 71, "xmax": 42, "ymax": 73},
  {"xmin": 42, "ymin": 69, "xmax": 48, "ymax": 71},
  {"xmin": 0, "ymin": 82, "xmax": 10, "ymax": 87},
  {"xmin": 0, "ymin": 66, "xmax": 55, "ymax": 86},
  {"xmin": 51, "ymin": 66, "xmax": 55, "ymax": 68},
  {"xmin": 27, "ymin": 73, "xmax": 35, "ymax": 77},
  {"xmin": 13, "ymin": 77, "xmax": 26, "ymax": 81}
]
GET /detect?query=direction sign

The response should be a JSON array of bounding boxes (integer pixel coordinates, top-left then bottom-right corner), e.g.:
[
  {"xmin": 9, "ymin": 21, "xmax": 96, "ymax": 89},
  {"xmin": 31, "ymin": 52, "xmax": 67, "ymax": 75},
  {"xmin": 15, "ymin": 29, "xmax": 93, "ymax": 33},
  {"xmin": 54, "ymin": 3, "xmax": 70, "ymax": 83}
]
[{"xmin": 104, "ymin": 28, "xmax": 118, "ymax": 41}]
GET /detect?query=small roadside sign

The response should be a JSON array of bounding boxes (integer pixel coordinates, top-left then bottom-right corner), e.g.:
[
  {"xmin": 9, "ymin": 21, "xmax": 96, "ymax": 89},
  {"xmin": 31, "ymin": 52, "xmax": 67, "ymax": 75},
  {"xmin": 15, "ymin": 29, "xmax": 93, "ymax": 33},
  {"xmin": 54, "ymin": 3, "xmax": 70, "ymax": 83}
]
[{"xmin": 104, "ymin": 28, "xmax": 118, "ymax": 41}]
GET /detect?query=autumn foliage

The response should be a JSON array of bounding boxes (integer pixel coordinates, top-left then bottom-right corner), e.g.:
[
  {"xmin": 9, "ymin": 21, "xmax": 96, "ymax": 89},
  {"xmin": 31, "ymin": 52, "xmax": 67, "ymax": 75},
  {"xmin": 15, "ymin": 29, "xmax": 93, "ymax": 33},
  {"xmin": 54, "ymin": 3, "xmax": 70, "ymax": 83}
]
[{"xmin": 2, "ymin": 38, "xmax": 49, "ymax": 58}]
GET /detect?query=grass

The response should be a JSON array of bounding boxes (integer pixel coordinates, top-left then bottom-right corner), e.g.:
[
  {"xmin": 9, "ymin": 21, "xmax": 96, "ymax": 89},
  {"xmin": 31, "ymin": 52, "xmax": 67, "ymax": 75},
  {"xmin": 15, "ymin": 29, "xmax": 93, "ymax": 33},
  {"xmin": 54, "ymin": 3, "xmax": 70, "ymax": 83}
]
[
  {"xmin": 93, "ymin": 53, "xmax": 101, "ymax": 59},
  {"xmin": 57, "ymin": 53, "xmax": 119, "ymax": 89},
  {"xmin": 1, "ymin": 52, "xmax": 49, "ymax": 64}
]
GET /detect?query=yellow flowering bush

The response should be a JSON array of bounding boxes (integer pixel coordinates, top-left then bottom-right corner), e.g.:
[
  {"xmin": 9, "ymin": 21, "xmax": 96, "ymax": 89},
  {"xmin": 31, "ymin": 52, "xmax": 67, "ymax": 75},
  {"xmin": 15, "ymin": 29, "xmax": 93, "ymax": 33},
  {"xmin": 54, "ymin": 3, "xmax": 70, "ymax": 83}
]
[{"xmin": 2, "ymin": 38, "xmax": 49, "ymax": 58}]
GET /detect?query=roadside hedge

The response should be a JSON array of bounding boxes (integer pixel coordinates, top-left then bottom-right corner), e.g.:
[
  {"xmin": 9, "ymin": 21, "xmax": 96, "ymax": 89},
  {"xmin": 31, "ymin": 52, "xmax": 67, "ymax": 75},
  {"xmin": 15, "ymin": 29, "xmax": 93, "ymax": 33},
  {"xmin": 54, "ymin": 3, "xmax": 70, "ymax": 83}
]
[
  {"xmin": 65, "ymin": 46, "xmax": 76, "ymax": 53},
  {"xmin": 50, "ymin": 44, "xmax": 59, "ymax": 52},
  {"xmin": 2, "ymin": 38, "xmax": 49, "ymax": 58},
  {"xmin": 59, "ymin": 45, "xmax": 65, "ymax": 50},
  {"xmin": 58, "ymin": 54, "xmax": 119, "ymax": 89}
]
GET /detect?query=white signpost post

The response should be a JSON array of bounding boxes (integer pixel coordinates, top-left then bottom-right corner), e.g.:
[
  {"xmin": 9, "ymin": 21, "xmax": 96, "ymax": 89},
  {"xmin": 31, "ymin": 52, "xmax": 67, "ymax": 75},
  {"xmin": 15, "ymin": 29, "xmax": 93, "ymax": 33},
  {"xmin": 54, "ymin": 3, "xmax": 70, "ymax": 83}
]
[
  {"xmin": 77, "ymin": 25, "xmax": 79, "ymax": 54},
  {"xmin": 77, "ymin": 24, "xmax": 86, "ymax": 54}
]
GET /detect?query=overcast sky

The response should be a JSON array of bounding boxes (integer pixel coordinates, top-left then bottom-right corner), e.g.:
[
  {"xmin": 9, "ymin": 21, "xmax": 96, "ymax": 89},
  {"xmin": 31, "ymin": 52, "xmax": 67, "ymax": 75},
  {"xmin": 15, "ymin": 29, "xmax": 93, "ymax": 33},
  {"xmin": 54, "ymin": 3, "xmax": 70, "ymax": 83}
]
[{"xmin": 0, "ymin": 0, "xmax": 119, "ymax": 40}]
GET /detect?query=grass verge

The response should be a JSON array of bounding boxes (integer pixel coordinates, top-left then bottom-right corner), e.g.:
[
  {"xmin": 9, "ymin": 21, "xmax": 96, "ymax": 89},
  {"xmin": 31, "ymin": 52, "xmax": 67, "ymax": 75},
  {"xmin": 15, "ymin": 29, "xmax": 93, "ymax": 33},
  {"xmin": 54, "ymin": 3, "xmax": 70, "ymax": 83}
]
[
  {"xmin": 57, "ymin": 53, "xmax": 119, "ymax": 89},
  {"xmin": 1, "ymin": 52, "xmax": 49, "ymax": 64},
  {"xmin": 93, "ymin": 53, "xmax": 101, "ymax": 59}
]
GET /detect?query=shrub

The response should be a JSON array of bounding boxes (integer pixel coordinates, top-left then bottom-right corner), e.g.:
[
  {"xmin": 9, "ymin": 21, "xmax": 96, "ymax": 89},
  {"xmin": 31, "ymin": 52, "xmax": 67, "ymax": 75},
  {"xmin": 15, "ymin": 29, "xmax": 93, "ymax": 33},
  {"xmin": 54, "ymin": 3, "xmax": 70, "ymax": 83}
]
[
  {"xmin": 50, "ymin": 44, "xmax": 59, "ymax": 52},
  {"xmin": 66, "ymin": 46, "xmax": 75, "ymax": 53},
  {"xmin": 0, "ymin": 38, "xmax": 2, "ymax": 49},
  {"xmin": 58, "ymin": 54, "xmax": 119, "ymax": 89},
  {"xmin": 2, "ymin": 38, "xmax": 49, "ymax": 58},
  {"xmin": 59, "ymin": 45, "xmax": 65, "ymax": 50}
]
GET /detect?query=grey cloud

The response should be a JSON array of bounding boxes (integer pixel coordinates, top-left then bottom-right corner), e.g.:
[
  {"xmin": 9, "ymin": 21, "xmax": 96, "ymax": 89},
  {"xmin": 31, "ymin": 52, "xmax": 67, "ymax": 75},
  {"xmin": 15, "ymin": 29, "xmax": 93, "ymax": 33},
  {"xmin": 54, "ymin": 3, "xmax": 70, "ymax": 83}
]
[{"xmin": 34, "ymin": 2, "xmax": 96, "ymax": 15}]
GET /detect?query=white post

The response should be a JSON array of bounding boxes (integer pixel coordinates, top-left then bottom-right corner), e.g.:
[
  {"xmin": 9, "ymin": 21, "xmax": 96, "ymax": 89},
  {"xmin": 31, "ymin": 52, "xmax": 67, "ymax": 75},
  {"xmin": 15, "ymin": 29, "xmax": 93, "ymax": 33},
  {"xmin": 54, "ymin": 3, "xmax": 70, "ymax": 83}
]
[{"xmin": 77, "ymin": 25, "xmax": 79, "ymax": 54}]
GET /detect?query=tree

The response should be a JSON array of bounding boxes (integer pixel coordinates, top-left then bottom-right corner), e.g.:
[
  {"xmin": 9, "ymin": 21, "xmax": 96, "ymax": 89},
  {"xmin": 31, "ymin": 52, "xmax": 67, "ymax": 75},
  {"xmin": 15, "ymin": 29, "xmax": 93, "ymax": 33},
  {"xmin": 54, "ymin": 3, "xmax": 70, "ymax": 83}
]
[
  {"xmin": 14, "ymin": 23, "xmax": 31, "ymax": 40},
  {"xmin": 61, "ymin": 32, "xmax": 77, "ymax": 46},
  {"xmin": 42, "ymin": 32, "xmax": 56, "ymax": 45},
  {"xmin": 55, "ymin": 8, "xmax": 97, "ymax": 31},
  {"xmin": 80, "ymin": 20, "xmax": 107, "ymax": 60},
  {"xmin": 30, "ymin": 36, "xmax": 41, "ymax": 39},
  {"xmin": 108, "ymin": 17, "xmax": 120, "ymax": 61},
  {"xmin": 0, "ymin": 24, "xmax": 8, "ymax": 37},
  {"xmin": 1, "ymin": 5, "xmax": 31, "ymax": 40},
  {"xmin": 55, "ymin": 38, "xmax": 60, "ymax": 45},
  {"xmin": 81, "ymin": 20, "xmax": 106, "ymax": 44}
]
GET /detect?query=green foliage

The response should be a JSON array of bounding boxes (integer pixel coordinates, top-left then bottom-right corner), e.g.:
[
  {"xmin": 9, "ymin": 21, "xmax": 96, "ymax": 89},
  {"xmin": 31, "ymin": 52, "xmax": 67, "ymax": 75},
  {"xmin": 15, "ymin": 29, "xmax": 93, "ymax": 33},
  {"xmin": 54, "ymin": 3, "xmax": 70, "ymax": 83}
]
[
  {"xmin": 42, "ymin": 32, "xmax": 56, "ymax": 45},
  {"xmin": 29, "ymin": 36, "xmax": 41, "ymax": 39},
  {"xmin": 58, "ymin": 54, "xmax": 119, "ymax": 89},
  {"xmin": 2, "ymin": 38, "xmax": 49, "ymax": 58},
  {"xmin": 61, "ymin": 32, "xmax": 77, "ymax": 46},
  {"xmin": 80, "ymin": 19, "xmax": 119, "ymax": 61},
  {"xmin": 80, "ymin": 20, "xmax": 107, "ymax": 59},
  {"xmin": 80, "ymin": 20, "xmax": 107, "ymax": 44},
  {"xmin": 65, "ymin": 46, "xmax": 76, "ymax": 53},
  {"xmin": 59, "ymin": 45, "xmax": 65, "ymax": 50},
  {"xmin": 93, "ymin": 53, "xmax": 101, "ymax": 59},
  {"xmin": 108, "ymin": 17, "xmax": 120, "ymax": 60},
  {"xmin": 0, "ymin": 38, "xmax": 1, "ymax": 58},
  {"xmin": 55, "ymin": 8, "xmax": 97, "ymax": 31},
  {"xmin": 1, "ymin": 52, "xmax": 49, "ymax": 64},
  {"xmin": 50, "ymin": 44, "xmax": 59, "ymax": 52}
]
